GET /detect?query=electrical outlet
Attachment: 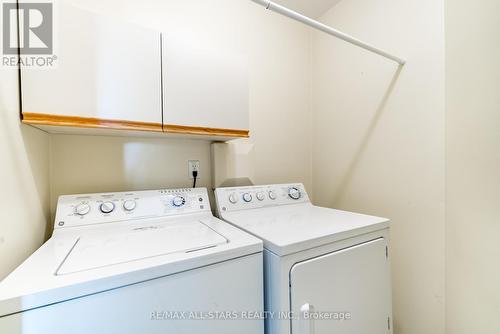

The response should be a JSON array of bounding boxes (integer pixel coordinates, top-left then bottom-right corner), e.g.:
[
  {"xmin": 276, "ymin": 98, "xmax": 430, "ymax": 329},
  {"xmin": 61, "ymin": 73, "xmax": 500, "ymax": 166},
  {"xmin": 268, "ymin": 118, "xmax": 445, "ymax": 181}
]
[{"xmin": 188, "ymin": 160, "xmax": 200, "ymax": 179}]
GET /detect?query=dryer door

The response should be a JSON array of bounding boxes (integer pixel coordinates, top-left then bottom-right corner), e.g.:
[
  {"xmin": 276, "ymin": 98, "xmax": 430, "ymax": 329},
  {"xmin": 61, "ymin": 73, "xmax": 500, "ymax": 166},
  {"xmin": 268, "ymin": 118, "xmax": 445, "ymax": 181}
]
[{"xmin": 290, "ymin": 238, "xmax": 391, "ymax": 334}]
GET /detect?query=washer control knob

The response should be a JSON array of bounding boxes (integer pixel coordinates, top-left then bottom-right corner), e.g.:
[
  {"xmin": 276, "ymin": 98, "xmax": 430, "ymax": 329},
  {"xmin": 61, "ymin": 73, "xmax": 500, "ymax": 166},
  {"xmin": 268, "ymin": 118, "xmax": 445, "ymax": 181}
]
[
  {"xmin": 75, "ymin": 203, "xmax": 90, "ymax": 216},
  {"xmin": 256, "ymin": 192, "xmax": 265, "ymax": 201},
  {"xmin": 172, "ymin": 196, "xmax": 185, "ymax": 207},
  {"xmin": 123, "ymin": 200, "xmax": 137, "ymax": 212},
  {"xmin": 288, "ymin": 187, "xmax": 301, "ymax": 200},
  {"xmin": 243, "ymin": 193, "xmax": 253, "ymax": 203},
  {"xmin": 268, "ymin": 190, "xmax": 277, "ymax": 200},
  {"xmin": 229, "ymin": 193, "xmax": 238, "ymax": 204},
  {"xmin": 100, "ymin": 201, "xmax": 115, "ymax": 214}
]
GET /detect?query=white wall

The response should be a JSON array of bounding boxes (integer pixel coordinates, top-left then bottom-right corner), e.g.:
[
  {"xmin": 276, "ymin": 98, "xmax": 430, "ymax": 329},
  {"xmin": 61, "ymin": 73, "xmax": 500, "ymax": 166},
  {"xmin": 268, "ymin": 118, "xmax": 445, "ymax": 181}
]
[
  {"xmin": 49, "ymin": 135, "xmax": 213, "ymax": 213},
  {"xmin": 445, "ymin": 1, "xmax": 500, "ymax": 333},
  {"xmin": 311, "ymin": 0, "xmax": 445, "ymax": 333},
  {"xmin": 0, "ymin": 70, "xmax": 51, "ymax": 280},
  {"xmin": 48, "ymin": 0, "xmax": 312, "ymax": 216}
]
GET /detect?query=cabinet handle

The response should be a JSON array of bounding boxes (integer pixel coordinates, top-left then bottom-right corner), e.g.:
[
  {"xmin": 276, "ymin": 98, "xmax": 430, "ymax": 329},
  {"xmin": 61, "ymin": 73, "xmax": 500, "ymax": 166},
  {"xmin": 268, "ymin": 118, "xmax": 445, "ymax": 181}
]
[{"xmin": 300, "ymin": 303, "xmax": 315, "ymax": 334}]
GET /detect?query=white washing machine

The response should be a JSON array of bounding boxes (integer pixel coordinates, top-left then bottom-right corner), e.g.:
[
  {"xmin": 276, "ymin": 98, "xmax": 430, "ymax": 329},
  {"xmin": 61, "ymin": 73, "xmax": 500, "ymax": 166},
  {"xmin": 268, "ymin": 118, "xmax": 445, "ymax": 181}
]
[
  {"xmin": 215, "ymin": 184, "xmax": 392, "ymax": 334},
  {"xmin": 0, "ymin": 188, "xmax": 264, "ymax": 334}
]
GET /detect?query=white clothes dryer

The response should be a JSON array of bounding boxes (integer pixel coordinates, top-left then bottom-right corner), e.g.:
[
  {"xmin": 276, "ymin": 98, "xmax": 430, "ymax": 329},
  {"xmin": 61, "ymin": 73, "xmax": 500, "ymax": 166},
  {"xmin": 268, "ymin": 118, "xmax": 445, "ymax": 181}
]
[{"xmin": 215, "ymin": 183, "xmax": 392, "ymax": 334}]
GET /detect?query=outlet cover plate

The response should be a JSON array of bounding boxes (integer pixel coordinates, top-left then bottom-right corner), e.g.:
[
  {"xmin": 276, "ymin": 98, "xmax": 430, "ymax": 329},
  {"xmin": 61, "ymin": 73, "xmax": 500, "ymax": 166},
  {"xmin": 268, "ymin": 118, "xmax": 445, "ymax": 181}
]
[{"xmin": 188, "ymin": 160, "xmax": 200, "ymax": 179}]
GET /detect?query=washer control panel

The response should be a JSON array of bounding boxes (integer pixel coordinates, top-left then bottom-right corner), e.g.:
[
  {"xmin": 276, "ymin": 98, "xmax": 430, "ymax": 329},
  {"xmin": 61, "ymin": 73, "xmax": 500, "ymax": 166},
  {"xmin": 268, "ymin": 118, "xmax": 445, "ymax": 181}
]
[
  {"xmin": 215, "ymin": 183, "xmax": 309, "ymax": 213},
  {"xmin": 54, "ymin": 188, "xmax": 210, "ymax": 229}
]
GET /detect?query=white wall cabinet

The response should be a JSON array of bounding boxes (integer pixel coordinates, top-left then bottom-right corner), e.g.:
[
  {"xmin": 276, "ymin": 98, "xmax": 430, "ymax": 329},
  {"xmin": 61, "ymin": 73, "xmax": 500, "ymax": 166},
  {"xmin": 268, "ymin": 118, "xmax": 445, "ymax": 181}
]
[
  {"xmin": 21, "ymin": 3, "xmax": 249, "ymax": 140},
  {"xmin": 21, "ymin": 3, "xmax": 163, "ymax": 132},
  {"xmin": 161, "ymin": 37, "xmax": 249, "ymax": 137}
]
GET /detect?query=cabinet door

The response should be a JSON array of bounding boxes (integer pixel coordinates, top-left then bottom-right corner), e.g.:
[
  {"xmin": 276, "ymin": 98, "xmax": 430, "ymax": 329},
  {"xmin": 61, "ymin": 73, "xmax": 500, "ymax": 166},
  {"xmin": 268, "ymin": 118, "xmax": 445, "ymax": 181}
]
[
  {"xmin": 290, "ymin": 238, "xmax": 392, "ymax": 334},
  {"xmin": 21, "ymin": 3, "xmax": 162, "ymax": 128},
  {"xmin": 162, "ymin": 36, "xmax": 249, "ymax": 136}
]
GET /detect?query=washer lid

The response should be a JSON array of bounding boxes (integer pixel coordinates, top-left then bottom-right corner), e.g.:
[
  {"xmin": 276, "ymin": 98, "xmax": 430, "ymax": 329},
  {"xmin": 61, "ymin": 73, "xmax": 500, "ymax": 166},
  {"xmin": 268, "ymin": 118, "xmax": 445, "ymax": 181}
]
[
  {"xmin": 57, "ymin": 220, "xmax": 227, "ymax": 275},
  {"xmin": 220, "ymin": 204, "xmax": 389, "ymax": 256}
]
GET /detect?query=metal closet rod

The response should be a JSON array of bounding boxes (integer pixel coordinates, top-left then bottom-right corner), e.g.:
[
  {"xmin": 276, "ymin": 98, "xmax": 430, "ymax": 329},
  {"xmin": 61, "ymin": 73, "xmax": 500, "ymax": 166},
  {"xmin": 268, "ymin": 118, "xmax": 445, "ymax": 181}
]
[{"xmin": 250, "ymin": 0, "xmax": 406, "ymax": 66}]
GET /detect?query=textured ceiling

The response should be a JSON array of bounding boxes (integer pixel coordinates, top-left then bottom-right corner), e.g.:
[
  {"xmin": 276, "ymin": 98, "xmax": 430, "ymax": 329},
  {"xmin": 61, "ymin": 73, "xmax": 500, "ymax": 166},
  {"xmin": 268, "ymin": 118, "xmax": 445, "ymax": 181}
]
[{"xmin": 272, "ymin": 0, "xmax": 343, "ymax": 18}]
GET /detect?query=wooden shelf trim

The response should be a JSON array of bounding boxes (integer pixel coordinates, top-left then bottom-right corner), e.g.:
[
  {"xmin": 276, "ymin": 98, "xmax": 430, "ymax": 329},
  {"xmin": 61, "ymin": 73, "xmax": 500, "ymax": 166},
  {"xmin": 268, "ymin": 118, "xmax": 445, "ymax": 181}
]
[
  {"xmin": 22, "ymin": 112, "xmax": 163, "ymax": 132},
  {"xmin": 163, "ymin": 124, "xmax": 249, "ymax": 138},
  {"xmin": 22, "ymin": 113, "xmax": 249, "ymax": 138}
]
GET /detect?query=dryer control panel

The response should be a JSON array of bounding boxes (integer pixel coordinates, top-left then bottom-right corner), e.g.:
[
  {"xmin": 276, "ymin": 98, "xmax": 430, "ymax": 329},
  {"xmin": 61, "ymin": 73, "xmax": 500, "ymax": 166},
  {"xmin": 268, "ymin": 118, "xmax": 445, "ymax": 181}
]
[
  {"xmin": 215, "ymin": 183, "xmax": 310, "ymax": 214},
  {"xmin": 54, "ymin": 188, "xmax": 211, "ymax": 229}
]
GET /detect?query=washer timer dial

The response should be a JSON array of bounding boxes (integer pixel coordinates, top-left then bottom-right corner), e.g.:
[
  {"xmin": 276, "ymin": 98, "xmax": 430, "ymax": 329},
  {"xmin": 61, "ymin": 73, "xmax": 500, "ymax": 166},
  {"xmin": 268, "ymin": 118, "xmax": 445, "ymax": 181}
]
[{"xmin": 172, "ymin": 196, "xmax": 186, "ymax": 207}]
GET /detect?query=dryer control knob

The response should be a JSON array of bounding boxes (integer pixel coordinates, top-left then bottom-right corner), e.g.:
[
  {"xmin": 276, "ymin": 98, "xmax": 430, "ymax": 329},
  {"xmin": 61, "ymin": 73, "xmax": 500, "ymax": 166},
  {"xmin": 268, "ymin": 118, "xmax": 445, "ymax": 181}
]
[
  {"xmin": 229, "ymin": 193, "xmax": 238, "ymax": 204},
  {"xmin": 172, "ymin": 196, "xmax": 185, "ymax": 207},
  {"xmin": 123, "ymin": 200, "xmax": 137, "ymax": 211},
  {"xmin": 243, "ymin": 193, "xmax": 253, "ymax": 203},
  {"xmin": 288, "ymin": 187, "xmax": 301, "ymax": 200},
  {"xmin": 268, "ymin": 190, "xmax": 277, "ymax": 200},
  {"xmin": 256, "ymin": 192, "xmax": 265, "ymax": 201},
  {"xmin": 75, "ymin": 203, "xmax": 90, "ymax": 216},
  {"xmin": 100, "ymin": 201, "xmax": 115, "ymax": 214}
]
